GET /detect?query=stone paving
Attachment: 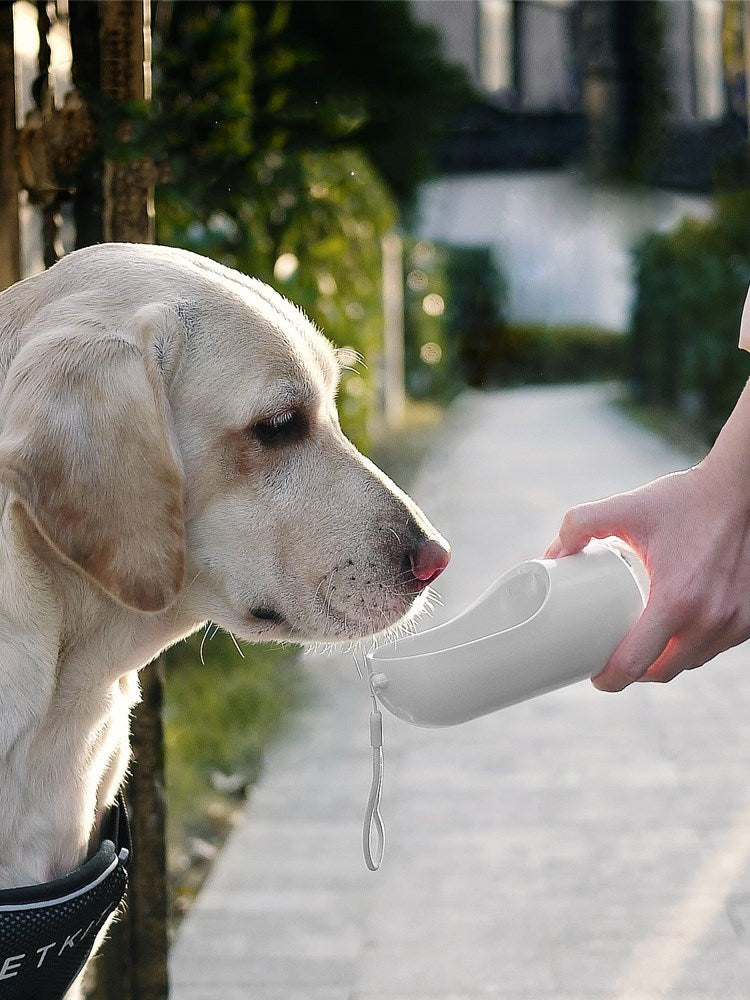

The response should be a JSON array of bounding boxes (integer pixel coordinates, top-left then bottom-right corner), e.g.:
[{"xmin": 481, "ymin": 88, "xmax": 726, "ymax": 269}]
[{"xmin": 170, "ymin": 384, "xmax": 750, "ymax": 999}]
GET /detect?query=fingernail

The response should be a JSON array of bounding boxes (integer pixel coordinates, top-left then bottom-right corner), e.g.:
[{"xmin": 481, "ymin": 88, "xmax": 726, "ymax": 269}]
[{"xmin": 591, "ymin": 673, "xmax": 627, "ymax": 693}]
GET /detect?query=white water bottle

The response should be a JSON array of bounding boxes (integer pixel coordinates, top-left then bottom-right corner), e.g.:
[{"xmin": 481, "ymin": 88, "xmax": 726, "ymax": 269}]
[{"xmin": 366, "ymin": 539, "xmax": 649, "ymax": 727}]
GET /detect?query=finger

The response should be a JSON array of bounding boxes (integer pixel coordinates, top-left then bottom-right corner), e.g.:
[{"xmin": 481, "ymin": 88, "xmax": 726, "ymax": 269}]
[
  {"xmin": 640, "ymin": 658, "xmax": 686, "ymax": 684},
  {"xmin": 592, "ymin": 597, "xmax": 673, "ymax": 691},
  {"xmin": 641, "ymin": 639, "xmax": 720, "ymax": 684},
  {"xmin": 637, "ymin": 640, "xmax": 688, "ymax": 684},
  {"xmin": 544, "ymin": 535, "xmax": 563, "ymax": 559}
]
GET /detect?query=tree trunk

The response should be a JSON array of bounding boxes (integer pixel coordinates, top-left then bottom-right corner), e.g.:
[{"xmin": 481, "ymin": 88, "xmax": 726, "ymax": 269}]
[
  {"xmin": 69, "ymin": 0, "xmax": 104, "ymax": 247},
  {"xmin": 0, "ymin": 1, "xmax": 20, "ymax": 292},
  {"xmin": 99, "ymin": 0, "xmax": 155, "ymax": 244},
  {"xmin": 127, "ymin": 660, "xmax": 169, "ymax": 1000}
]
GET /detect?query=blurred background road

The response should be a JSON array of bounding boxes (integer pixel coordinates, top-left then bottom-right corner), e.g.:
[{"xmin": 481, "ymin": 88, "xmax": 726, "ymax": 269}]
[{"xmin": 171, "ymin": 383, "xmax": 750, "ymax": 1000}]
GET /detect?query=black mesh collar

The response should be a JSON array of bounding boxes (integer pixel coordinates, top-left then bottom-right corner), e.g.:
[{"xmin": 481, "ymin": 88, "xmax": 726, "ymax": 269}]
[{"xmin": 0, "ymin": 792, "xmax": 131, "ymax": 999}]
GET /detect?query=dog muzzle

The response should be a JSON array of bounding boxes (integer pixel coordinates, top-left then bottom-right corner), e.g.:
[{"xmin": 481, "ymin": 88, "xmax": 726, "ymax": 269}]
[{"xmin": 0, "ymin": 792, "xmax": 131, "ymax": 999}]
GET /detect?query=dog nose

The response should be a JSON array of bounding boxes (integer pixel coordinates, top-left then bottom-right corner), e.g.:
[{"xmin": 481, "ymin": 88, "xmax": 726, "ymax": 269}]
[{"xmin": 409, "ymin": 538, "xmax": 451, "ymax": 587}]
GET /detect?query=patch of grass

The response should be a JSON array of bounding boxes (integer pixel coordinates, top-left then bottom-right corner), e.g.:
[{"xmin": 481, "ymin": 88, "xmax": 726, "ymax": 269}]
[
  {"xmin": 163, "ymin": 630, "xmax": 303, "ymax": 925},
  {"xmin": 616, "ymin": 395, "xmax": 709, "ymax": 463}
]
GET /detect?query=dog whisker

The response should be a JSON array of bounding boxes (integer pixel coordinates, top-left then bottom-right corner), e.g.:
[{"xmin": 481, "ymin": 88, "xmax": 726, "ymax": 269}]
[
  {"xmin": 199, "ymin": 621, "xmax": 212, "ymax": 665},
  {"xmin": 335, "ymin": 346, "xmax": 366, "ymax": 373},
  {"xmin": 228, "ymin": 630, "xmax": 246, "ymax": 659}
]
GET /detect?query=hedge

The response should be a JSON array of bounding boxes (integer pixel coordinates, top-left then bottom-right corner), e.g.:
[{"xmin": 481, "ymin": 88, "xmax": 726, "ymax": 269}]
[
  {"xmin": 485, "ymin": 323, "xmax": 626, "ymax": 387},
  {"xmin": 629, "ymin": 192, "xmax": 750, "ymax": 441}
]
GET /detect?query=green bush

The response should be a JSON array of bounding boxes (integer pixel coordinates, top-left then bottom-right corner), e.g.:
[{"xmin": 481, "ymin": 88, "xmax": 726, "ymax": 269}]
[
  {"xmin": 403, "ymin": 242, "xmax": 509, "ymax": 399},
  {"xmin": 462, "ymin": 322, "xmax": 626, "ymax": 387},
  {"xmin": 158, "ymin": 148, "xmax": 396, "ymax": 451},
  {"xmin": 151, "ymin": 0, "xmax": 472, "ymax": 448},
  {"xmin": 446, "ymin": 246, "xmax": 508, "ymax": 389},
  {"xmin": 404, "ymin": 242, "xmax": 620, "ymax": 392},
  {"xmin": 403, "ymin": 239, "xmax": 454, "ymax": 400},
  {"xmin": 630, "ymin": 193, "xmax": 750, "ymax": 441}
]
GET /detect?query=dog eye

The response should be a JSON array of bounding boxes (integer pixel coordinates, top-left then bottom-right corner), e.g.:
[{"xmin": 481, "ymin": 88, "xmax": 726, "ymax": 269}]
[{"xmin": 251, "ymin": 410, "xmax": 307, "ymax": 447}]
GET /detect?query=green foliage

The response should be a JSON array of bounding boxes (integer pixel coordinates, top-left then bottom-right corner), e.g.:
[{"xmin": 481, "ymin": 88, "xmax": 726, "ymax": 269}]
[
  {"xmin": 403, "ymin": 242, "xmax": 510, "ymax": 399},
  {"xmin": 153, "ymin": 0, "xmax": 471, "ymax": 205},
  {"xmin": 155, "ymin": 2, "xmax": 256, "ymax": 209},
  {"xmin": 403, "ymin": 239, "xmax": 453, "ymax": 401},
  {"xmin": 445, "ymin": 246, "xmax": 508, "ymax": 389},
  {"xmin": 154, "ymin": 1, "xmax": 474, "ymax": 445},
  {"xmin": 163, "ymin": 630, "xmax": 302, "ymax": 911},
  {"xmin": 402, "ymin": 245, "xmax": 621, "ymax": 394},
  {"xmin": 275, "ymin": 0, "xmax": 473, "ymax": 207},
  {"xmin": 158, "ymin": 147, "xmax": 395, "ymax": 448},
  {"xmin": 630, "ymin": 194, "xmax": 750, "ymax": 440},
  {"xmin": 490, "ymin": 323, "xmax": 626, "ymax": 386},
  {"xmin": 263, "ymin": 151, "xmax": 397, "ymax": 444}
]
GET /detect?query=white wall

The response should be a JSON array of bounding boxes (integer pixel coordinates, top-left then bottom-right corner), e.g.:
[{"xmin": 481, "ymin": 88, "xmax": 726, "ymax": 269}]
[{"xmin": 417, "ymin": 170, "xmax": 713, "ymax": 331}]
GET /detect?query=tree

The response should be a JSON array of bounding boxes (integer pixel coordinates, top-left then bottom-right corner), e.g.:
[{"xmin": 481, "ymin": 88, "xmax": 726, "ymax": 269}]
[
  {"xmin": 256, "ymin": 0, "xmax": 472, "ymax": 207},
  {"xmin": 150, "ymin": 0, "xmax": 472, "ymax": 444},
  {"xmin": 153, "ymin": 1, "xmax": 471, "ymax": 211}
]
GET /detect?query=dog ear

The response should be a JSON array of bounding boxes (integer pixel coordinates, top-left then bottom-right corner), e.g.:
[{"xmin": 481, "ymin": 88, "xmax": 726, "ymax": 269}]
[{"xmin": 0, "ymin": 304, "xmax": 186, "ymax": 612}]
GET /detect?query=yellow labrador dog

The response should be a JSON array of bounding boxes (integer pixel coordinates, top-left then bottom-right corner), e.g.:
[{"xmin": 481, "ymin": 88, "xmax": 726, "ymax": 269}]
[{"xmin": 0, "ymin": 244, "xmax": 449, "ymax": 991}]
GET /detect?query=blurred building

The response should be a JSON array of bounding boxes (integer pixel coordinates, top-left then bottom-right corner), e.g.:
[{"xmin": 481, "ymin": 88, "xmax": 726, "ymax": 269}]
[
  {"xmin": 411, "ymin": 0, "xmax": 744, "ymax": 191},
  {"xmin": 410, "ymin": 0, "xmax": 733, "ymax": 330},
  {"xmin": 412, "ymin": 0, "xmax": 575, "ymax": 110}
]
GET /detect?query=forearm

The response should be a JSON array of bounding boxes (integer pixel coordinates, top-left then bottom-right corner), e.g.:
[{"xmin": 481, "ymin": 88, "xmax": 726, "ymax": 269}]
[{"xmin": 701, "ymin": 377, "xmax": 750, "ymax": 489}]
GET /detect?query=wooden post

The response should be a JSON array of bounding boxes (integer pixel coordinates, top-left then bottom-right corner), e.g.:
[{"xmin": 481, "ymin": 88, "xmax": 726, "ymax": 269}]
[
  {"xmin": 381, "ymin": 231, "xmax": 406, "ymax": 430},
  {"xmin": 68, "ymin": 0, "xmax": 104, "ymax": 248},
  {"xmin": 127, "ymin": 660, "xmax": 169, "ymax": 1000},
  {"xmin": 99, "ymin": 0, "xmax": 155, "ymax": 244},
  {"xmin": 32, "ymin": 0, "xmax": 63, "ymax": 270},
  {"xmin": 0, "ymin": 1, "xmax": 21, "ymax": 292}
]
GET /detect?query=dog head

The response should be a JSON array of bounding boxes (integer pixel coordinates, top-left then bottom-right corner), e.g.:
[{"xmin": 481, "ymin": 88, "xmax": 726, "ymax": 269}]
[{"xmin": 0, "ymin": 244, "xmax": 449, "ymax": 643}]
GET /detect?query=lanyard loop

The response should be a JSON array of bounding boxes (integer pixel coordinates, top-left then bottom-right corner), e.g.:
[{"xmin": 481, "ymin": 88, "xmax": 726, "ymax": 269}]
[
  {"xmin": 363, "ymin": 696, "xmax": 385, "ymax": 871},
  {"xmin": 356, "ymin": 651, "xmax": 386, "ymax": 871}
]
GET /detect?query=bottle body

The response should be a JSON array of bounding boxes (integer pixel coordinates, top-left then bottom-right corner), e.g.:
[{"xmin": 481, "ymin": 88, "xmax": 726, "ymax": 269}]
[{"xmin": 367, "ymin": 540, "xmax": 648, "ymax": 727}]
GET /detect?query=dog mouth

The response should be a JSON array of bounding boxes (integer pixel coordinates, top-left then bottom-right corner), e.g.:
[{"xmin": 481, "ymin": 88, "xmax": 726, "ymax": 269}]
[
  {"xmin": 249, "ymin": 606, "xmax": 287, "ymax": 626},
  {"xmin": 243, "ymin": 583, "xmax": 431, "ymax": 643},
  {"xmin": 241, "ymin": 540, "xmax": 449, "ymax": 643},
  {"xmin": 306, "ymin": 570, "xmax": 437, "ymax": 642}
]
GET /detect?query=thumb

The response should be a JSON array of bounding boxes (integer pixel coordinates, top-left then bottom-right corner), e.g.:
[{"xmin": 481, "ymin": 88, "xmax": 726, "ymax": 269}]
[{"xmin": 547, "ymin": 495, "xmax": 638, "ymax": 558}]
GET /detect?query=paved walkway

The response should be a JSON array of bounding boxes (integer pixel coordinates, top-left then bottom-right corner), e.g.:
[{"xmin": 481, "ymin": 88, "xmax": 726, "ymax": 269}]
[{"xmin": 170, "ymin": 385, "xmax": 750, "ymax": 1000}]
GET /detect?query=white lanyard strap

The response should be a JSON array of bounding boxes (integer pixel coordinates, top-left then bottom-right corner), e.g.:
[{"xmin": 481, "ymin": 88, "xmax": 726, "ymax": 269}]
[
  {"xmin": 363, "ymin": 694, "xmax": 385, "ymax": 871},
  {"xmin": 355, "ymin": 651, "xmax": 386, "ymax": 871}
]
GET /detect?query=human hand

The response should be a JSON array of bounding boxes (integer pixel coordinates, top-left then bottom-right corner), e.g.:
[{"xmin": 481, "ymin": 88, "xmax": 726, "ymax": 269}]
[{"xmin": 545, "ymin": 460, "xmax": 750, "ymax": 690}]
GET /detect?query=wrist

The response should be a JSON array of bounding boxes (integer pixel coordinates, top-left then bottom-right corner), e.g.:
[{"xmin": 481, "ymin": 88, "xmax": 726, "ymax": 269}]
[{"xmin": 699, "ymin": 378, "xmax": 750, "ymax": 488}]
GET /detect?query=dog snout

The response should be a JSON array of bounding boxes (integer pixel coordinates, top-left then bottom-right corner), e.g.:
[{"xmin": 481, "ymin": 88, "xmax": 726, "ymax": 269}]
[{"xmin": 407, "ymin": 537, "xmax": 451, "ymax": 590}]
